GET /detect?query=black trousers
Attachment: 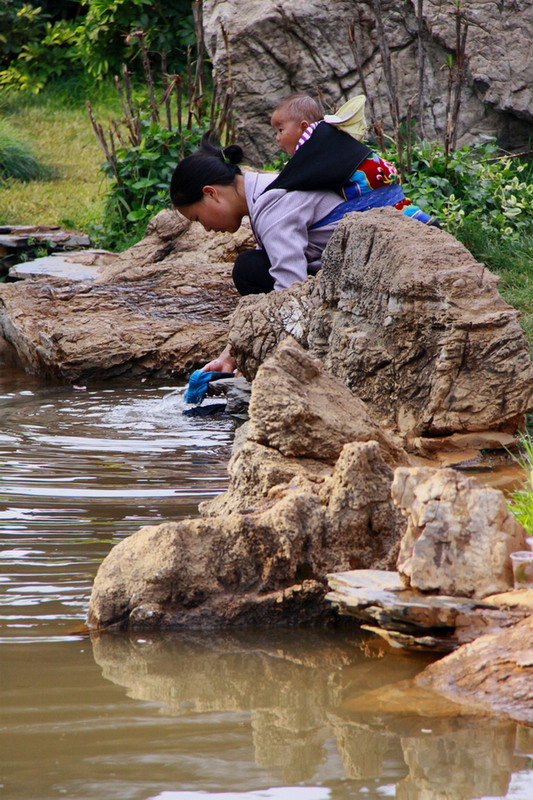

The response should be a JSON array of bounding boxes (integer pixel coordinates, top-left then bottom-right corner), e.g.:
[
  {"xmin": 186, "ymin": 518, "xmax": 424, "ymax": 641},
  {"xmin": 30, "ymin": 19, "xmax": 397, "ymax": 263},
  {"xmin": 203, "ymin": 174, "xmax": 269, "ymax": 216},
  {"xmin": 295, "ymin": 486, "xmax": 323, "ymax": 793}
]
[{"xmin": 232, "ymin": 249, "xmax": 275, "ymax": 296}]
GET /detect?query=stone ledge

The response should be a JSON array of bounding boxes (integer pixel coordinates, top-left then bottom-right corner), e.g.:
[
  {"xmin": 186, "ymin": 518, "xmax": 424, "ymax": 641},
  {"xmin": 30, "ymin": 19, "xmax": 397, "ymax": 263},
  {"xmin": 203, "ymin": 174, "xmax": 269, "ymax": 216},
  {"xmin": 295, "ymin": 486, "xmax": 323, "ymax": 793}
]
[{"xmin": 326, "ymin": 569, "xmax": 531, "ymax": 652}]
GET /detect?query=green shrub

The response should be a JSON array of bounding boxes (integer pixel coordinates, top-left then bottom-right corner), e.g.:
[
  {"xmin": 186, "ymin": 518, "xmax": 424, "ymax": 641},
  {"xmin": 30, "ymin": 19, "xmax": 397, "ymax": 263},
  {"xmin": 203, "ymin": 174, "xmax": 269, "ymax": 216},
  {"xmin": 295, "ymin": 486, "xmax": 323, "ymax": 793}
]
[
  {"xmin": 77, "ymin": 0, "xmax": 194, "ymax": 78},
  {"xmin": 0, "ymin": 18, "xmax": 80, "ymax": 93},
  {"xmin": 0, "ymin": 119, "xmax": 54, "ymax": 181},
  {"xmin": 90, "ymin": 115, "xmax": 205, "ymax": 250},
  {"xmin": 0, "ymin": 1, "xmax": 45, "ymax": 67},
  {"xmin": 382, "ymin": 138, "xmax": 533, "ymax": 241},
  {"xmin": 0, "ymin": 0, "xmax": 194, "ymax": 92}
]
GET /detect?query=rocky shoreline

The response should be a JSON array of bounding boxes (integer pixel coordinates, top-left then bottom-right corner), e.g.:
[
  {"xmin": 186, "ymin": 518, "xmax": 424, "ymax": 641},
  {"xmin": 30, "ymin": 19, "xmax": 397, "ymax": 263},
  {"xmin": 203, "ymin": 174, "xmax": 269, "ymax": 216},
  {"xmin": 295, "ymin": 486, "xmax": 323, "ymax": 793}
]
[{"xmin": 1, "ymin": 208, "xmax": 532, "ymax": 724}]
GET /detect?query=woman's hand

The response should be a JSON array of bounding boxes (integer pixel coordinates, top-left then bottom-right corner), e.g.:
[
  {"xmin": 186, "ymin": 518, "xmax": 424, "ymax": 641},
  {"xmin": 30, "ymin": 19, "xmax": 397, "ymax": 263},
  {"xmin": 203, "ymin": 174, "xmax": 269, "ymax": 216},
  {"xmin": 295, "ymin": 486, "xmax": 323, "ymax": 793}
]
[{"xmin": 201, "ymin": 345, "xmax": 236, "ymax": 374}]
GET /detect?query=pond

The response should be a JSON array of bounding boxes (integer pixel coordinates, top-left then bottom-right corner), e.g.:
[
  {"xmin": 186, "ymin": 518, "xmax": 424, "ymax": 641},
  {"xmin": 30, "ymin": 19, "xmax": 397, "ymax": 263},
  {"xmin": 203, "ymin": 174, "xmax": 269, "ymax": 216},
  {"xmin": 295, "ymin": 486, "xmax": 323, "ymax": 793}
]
[{"xmin": 0, "ymin": 362, "xmax": 532, "ymax": 800}]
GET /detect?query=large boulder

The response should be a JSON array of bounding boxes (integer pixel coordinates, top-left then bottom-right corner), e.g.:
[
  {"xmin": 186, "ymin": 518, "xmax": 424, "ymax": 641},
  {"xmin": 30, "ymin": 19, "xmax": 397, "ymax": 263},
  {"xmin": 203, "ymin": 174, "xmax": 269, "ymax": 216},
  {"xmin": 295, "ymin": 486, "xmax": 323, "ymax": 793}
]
[
  {"xmin": 0, "ymin": 211, "xmax": 253, "ymax": 380},
  {"xmin": 415, "ymin": 615, "xmax": 533, "ymax": 725},
  {"xmin": 203, "ymin": 0, "xmax": 533, "ymax": 164},
  {"xmin": 202, "ymin": 334, "xmax": 407, "ymax": 517},
  {"xmin": 87, "ymin": 338, "xmax": 407, "ymax": 630},
  {"xmin": 392, "ymin": 466, "xmax": 527, "ymax": 598},
  {"xmin": 229, "ymin": 209, "xmax": 533, "ymax": 437}
]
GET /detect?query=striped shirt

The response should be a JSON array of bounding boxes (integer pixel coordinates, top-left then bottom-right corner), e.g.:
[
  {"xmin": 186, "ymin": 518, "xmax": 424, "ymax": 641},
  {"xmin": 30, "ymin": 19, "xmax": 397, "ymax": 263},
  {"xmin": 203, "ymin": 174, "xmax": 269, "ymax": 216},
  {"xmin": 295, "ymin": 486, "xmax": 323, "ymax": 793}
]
[{"xmin": 295, "ymin": 121, "xmax": 321, "ymax": 151}]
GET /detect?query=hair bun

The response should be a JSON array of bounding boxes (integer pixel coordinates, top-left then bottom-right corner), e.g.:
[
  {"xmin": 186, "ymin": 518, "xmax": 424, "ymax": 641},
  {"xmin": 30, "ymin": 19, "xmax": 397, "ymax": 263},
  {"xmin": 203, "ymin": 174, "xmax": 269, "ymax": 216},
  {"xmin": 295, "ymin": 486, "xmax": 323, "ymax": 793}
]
[{"xmin": 222, "ymin": 144, "xmax": 244, "ymax": 165}]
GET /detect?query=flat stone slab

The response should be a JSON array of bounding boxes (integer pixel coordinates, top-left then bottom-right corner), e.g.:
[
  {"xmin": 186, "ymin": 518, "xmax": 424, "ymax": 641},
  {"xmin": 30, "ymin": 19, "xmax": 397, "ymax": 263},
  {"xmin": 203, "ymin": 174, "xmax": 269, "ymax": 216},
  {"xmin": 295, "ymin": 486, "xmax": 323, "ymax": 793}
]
[
  {"xmin": 207, "ymin": 375, "xmax": 252, "ymax": 418},
  {"xmin": 483, "ymin": 588, "xmax": 533, "ymax": 610},
  {"xmin": 326, "ymin": 569, "xmax": 530, "ymax": 651},
  {"xmin": 9, "ymin": 253, "xmax": 110, "ymax": 282}
]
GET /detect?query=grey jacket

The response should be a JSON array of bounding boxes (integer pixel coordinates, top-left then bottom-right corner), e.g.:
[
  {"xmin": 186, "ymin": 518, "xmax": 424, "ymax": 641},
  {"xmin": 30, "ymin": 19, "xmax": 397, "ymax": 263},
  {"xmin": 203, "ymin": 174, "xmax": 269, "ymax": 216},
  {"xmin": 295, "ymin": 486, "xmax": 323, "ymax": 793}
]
[{"xmin": 244, "ymin": 171, "xmax": 341, "ymax": 290}]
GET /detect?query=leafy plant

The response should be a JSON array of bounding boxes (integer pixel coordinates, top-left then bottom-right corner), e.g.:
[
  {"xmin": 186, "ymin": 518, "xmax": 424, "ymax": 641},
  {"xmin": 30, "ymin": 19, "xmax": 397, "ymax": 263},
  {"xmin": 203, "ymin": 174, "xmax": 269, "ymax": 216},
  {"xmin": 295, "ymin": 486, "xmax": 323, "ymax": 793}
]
[
  {"xmin": 76, "ymin": 0, "xmax": 194, "ymax": 78},
  {"xmin": 508, "ymin": 433, "xmax": 533, "ymax": 535},
  {"xmin": 0, "ymin": 0, "xmax": 194, "ymax": 92},
  {"xmin": 90, "ymin": 115, "xmax": 206, "ymax": 249},
  {"xmin": 0, "ymin": 1, "xmax": 45, "ymax": 67},
  {"xmin": 0, "ymin": 119, "xmax": 54, "ymax": 181},
  {"xmin": 382, "ymin": 137, "xmax": 533, "ymax": 241},
  {"xmin": 0, "ymin": 18, "xmax": 80, "ymax": 93},
  {"xmin": 87, "ymin": 18, "xmax": 235, "ymax": 251}
]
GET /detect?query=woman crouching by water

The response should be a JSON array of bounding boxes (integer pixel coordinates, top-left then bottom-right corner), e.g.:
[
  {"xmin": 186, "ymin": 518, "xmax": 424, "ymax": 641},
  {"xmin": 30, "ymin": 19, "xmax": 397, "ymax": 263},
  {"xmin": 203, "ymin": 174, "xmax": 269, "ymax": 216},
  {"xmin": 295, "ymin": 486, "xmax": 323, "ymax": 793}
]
[
  {"xmin": 170, "ymin": 134, "xmax": 349, "ymax": 371},
  {"xmin": 170, "ymin": 134, "xmax": 349, "ymax": 294}
]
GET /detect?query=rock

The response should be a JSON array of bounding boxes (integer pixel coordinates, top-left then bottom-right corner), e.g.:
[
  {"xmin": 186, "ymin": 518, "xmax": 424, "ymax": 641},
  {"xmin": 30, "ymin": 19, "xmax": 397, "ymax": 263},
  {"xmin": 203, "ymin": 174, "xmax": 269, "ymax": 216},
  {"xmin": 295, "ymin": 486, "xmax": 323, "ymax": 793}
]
[
  {"xmin": 87, "ymin": 504, "xmax": 335, "ymax": 630},
  {"xmin": 229, "ymin": 209, "xmax": 533, "ymax": 437},
  {"xmin": 326, "ymin": 568, "xmax": 529, "ymax": 652},
  {"xmin": 201, "ymin": 336, "xmax": 407, "ymax": 515},
  {"xmin": 88, "ymin": 339, "xmax": 407, "ymax": 630},
  {"xmin": 409, "ymin": 430, "xmax": 518, "ymax": 456},
  {"xmin": 0, "ymin": 211, "xmax": 254, "ymax": 380},
  {"xmin": 415, "ymin": 615, "xmax": 533, "ymax": 725},
  {"xmin": 392, "ymin": 466, "xmax": 527, "ymax": 598},
  {"xmin": 0, "ymin": 225, "xmax": 93, "ymax": 278},
  {"xmin": 203, "ymin": 0, "xmax": 533, "ymax": 165},
  {"xmin": 229, "ymin": 278, "xmax": 320, "ymax": 380},
  {"xmin": 205, "ymin": 374, "xmax": 252, "ymax": 418},
  {"xmin": 483, "ymin": 588, "xmax": 533, "ymax": 611},
  {"xmin": 246, "ymin": 335, "xmax": 407, "ymax": 465},
  {"xmin": 8, "ymin": 250, "xmax": 115, "ymax": 282},
  {"xmin": 0, "ymin": 224, "xmax": 91, "ymax": 268}
]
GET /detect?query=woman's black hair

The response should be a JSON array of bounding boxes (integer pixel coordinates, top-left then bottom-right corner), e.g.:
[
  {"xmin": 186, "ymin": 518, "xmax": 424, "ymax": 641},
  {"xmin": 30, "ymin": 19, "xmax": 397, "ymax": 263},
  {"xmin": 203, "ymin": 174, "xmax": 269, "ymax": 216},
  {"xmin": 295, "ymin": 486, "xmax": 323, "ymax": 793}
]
[{"xmin": 170, "ymin": 133, "xmax": 244, "ymax": 207}]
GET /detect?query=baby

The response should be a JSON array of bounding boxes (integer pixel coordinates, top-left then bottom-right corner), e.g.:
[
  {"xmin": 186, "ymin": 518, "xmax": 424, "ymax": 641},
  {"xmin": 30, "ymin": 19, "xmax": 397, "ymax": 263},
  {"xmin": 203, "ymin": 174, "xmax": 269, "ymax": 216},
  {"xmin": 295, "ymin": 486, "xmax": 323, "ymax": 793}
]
[
  {"xmin": 269, "ymin": 92, "xmax": 438, "ymax": 226},
  {"xmin": 270, "ymin": 93, "xmax": 324, "ymax": 155}
]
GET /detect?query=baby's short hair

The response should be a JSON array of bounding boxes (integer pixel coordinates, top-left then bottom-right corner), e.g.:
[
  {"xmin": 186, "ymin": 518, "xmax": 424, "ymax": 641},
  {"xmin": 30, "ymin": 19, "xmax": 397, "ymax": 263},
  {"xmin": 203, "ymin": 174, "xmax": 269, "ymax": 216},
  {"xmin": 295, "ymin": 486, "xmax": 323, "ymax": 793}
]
[{"xmin": 274, "ymin": 93, "xmax": 323, "ymax": 123}]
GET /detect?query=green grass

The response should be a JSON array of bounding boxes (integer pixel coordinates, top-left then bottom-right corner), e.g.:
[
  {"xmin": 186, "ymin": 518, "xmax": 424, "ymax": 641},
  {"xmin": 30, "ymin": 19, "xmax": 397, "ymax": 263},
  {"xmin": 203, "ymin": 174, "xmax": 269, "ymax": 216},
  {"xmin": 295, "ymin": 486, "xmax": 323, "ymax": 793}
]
[
  {"xmin": 456, "ymin": 224, "xmax": 533, "ymax": 353},
  {"xmin": 0, "ymin": 119, "xmax": 54, "ymax": 182},
  {"xmin": 0, "ymin": 77, "xmax": 119, "ymax": 232},
  {"xmin": 508, "ymin": 433, "xmax": 533, "ymax": 534}
]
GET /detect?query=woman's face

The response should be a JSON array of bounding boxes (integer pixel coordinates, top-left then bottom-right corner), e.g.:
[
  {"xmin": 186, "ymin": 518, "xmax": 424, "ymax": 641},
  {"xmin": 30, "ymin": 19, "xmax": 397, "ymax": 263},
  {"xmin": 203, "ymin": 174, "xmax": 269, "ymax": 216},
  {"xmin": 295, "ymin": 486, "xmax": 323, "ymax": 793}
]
[{"xmin": 178, "ymin": 185, "xmax": 244, "ymax": 234}]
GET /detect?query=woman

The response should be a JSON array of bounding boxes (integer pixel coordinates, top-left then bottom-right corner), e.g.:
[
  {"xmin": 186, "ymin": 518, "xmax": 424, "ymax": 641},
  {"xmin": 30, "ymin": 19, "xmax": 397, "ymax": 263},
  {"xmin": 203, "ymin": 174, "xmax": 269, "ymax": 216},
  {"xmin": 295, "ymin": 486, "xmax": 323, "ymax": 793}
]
[
  {"xmin": 170, "ymin": 134, "xmax": 367, "ymax": 371},
  {"xmin": 170, "ymin": 135, "xmax": 349, "ymax": 292}
]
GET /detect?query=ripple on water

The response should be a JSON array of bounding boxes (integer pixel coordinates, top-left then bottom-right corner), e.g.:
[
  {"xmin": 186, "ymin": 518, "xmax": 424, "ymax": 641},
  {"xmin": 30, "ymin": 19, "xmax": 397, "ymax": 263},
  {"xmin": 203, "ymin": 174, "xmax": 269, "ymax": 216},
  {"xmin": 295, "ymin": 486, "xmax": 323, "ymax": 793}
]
[{"xmin": 0, "ymin": 374, "xmax": 235, "ymax": 643}]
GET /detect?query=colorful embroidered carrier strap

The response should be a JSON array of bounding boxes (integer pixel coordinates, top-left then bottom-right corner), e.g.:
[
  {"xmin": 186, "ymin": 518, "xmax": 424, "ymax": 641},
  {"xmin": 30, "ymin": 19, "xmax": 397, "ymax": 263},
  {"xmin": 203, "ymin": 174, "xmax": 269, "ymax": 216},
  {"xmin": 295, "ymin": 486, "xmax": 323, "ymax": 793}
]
[
  {"xmin": 263, "ymin": 122, "xmax": 372, "ymax": 196},
  {"xmin": 310, "ymin": 184, "xmax": 405, "ymax": 229},
  {"xmin": 399, "ymin": 203, "xmax": 438, "ymax": 225}
]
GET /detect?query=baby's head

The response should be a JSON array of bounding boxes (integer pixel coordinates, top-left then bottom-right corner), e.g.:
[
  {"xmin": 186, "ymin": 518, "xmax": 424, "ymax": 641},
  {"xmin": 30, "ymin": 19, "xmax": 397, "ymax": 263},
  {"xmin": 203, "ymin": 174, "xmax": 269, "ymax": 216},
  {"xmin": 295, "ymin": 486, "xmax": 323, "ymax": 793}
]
[{"xmin": 270, "ymin": 93, "xmax": 323, "ymax": 155}]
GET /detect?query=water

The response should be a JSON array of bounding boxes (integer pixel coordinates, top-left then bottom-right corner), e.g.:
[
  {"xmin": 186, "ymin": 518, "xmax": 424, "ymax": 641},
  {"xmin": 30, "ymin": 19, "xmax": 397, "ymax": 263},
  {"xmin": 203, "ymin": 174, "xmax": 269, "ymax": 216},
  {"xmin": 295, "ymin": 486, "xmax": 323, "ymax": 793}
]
[{"xmin": 0, "ymin": 363, "xmax": 532, "ymax": 800}]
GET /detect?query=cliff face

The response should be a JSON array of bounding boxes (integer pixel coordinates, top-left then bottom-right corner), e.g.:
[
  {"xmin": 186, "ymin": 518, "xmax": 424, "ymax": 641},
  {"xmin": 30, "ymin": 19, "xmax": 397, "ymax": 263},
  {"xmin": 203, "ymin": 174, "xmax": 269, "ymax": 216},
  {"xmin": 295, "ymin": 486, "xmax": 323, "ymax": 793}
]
[{"xmin": 203, "ymin": 0, "xmax": 533, "ymax": 163}]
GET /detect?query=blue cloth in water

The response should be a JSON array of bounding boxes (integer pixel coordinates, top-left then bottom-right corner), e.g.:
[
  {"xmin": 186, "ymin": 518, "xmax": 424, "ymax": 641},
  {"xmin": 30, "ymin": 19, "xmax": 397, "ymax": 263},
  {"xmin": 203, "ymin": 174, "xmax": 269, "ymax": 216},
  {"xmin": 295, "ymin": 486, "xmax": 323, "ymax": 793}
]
[
  {"xmin": 184, "ymin": 370, "xmax": 234, "ymax": 404},
  {"xmin": 183, "ymin": 403, "xmax": 227, "ymax": 417}
]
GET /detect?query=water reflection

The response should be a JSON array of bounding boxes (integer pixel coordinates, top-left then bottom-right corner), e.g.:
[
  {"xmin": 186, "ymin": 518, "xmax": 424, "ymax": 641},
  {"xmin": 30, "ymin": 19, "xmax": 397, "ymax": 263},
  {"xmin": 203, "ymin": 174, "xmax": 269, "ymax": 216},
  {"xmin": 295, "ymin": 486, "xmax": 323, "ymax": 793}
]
[
  {"xmin": 91, "ymin": 630, "xmax": 533, "ymax": 800},
  {"xmin": 1, "ymin": 363, "xmax": 532, "ymax": 800}
]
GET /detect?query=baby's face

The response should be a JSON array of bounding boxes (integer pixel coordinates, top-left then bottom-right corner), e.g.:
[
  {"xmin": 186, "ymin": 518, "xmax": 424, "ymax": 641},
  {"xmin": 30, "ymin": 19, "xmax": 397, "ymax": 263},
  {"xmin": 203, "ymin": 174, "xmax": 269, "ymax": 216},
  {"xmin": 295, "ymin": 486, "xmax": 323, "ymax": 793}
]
[{"xmin": 270, "ymin": 109, "xmax": 307, "ymax": 155}]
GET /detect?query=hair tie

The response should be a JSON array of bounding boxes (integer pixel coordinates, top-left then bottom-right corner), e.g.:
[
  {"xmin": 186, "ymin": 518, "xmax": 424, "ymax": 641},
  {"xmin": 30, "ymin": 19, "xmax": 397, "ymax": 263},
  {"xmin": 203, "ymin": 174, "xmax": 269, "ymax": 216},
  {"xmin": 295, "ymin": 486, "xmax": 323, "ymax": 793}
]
[{"xmin": 220, "ymin": 148, "xmax": 229, "ymax": 164}]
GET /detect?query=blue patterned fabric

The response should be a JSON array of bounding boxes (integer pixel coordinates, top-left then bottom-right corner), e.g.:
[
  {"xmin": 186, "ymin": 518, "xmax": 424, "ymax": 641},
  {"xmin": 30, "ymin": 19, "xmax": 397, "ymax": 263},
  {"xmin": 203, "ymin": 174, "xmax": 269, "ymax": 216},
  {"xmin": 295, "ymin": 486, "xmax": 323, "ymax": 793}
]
[{"xmin": 310, "ymin": 184, "xmax": 405, "ymax": 229}]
